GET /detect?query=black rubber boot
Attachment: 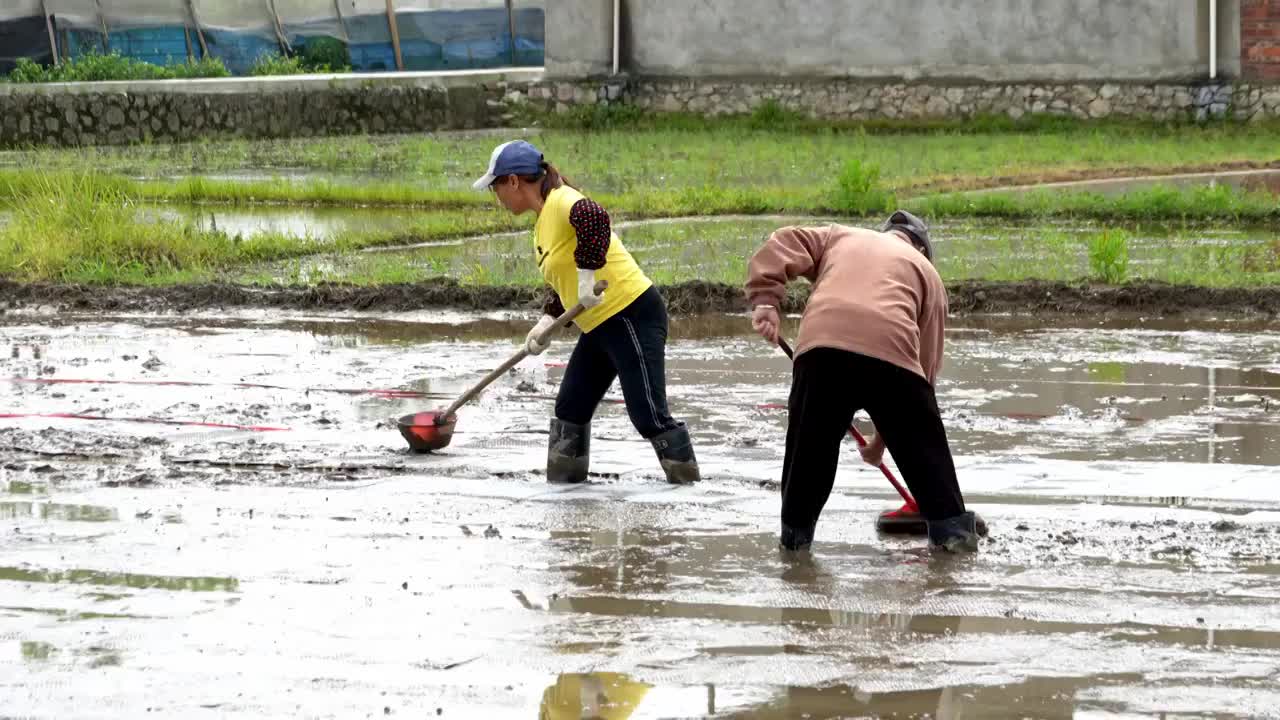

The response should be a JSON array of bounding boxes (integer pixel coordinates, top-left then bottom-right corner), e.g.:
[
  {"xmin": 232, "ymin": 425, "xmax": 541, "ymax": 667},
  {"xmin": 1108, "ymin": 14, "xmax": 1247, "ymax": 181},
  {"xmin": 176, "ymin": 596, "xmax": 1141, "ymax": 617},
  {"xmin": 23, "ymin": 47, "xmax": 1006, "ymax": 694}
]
[
  {"xmin": 780, "ymin": 523, "xmax": 814, "ymax": 551},
  {"xmin": 649, "ymin": 424, "xmax": 700, "ymax": 484},
  {"xmin": 927, "ymin": 511, "xmax": 980, "ymax": 553},
  {"xmin": 547, "ymin": 418, "xmax": 589, "ymax": 484},
  {"xmin": 876, "ymin": 505, "xmax": 990, "ymax": 537}
]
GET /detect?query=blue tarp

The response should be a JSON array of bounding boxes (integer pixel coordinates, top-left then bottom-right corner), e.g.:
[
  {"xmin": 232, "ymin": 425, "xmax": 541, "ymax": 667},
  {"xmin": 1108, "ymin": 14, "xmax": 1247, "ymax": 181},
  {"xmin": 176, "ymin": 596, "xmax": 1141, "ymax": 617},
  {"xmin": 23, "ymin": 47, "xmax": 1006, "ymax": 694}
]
[
  {"xmin": 340, "ymin": 7, "xmax": 543, "ymax": 72},
  {"xmin": 0, "ymin": 5, "xmax": 543, "ymax": 76},
  {"xmin": 61, "ymin": 27, "xmax": 192, "ymax": 66},
  {"xmin": 0, "ymin": 14, "xmax": 55, "ymax": 73},
  {"xmin": 106, "ymin": 27, "xmax": 192, "ymax": 66},
  {"xmin": 202, "ymin": 29, "xmax": 280, "ymax": 75}
]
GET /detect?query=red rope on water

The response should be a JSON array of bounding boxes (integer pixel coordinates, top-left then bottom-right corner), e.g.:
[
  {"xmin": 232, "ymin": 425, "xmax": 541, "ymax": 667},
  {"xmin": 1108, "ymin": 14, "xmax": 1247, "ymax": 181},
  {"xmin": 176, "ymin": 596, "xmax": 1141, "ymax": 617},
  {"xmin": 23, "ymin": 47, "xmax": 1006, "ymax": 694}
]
[
  {"xmin": 5, "ymin": 377, "xmax": 433, "ymax": 400},
  {"xmin": 0, "ymin": 412, "xmax": 290, "ymax": 432}
]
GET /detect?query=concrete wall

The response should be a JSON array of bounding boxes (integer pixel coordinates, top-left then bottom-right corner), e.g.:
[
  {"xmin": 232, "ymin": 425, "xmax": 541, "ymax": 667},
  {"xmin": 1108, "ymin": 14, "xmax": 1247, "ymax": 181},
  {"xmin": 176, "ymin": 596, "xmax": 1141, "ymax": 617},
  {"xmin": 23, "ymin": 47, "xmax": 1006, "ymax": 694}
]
[
  {"xmin": 550, "ymin": 0, "xmax": 1241, "ymax": 82},
  {"xmin": 545, "ymin": 0, "xmax": 614, "ymax": 78},
  {"xmin": 1217, "ymin": 0, "xmax": 1246, "ymax": 79}
]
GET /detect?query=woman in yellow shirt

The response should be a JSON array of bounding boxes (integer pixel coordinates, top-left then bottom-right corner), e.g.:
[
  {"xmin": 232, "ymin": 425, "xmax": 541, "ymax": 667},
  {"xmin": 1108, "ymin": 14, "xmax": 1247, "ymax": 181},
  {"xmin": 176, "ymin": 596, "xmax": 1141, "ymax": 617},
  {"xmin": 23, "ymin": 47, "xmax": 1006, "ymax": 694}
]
[{"xmin": 473, "ymin": 140, "xmax": 700, "ymax": 485}]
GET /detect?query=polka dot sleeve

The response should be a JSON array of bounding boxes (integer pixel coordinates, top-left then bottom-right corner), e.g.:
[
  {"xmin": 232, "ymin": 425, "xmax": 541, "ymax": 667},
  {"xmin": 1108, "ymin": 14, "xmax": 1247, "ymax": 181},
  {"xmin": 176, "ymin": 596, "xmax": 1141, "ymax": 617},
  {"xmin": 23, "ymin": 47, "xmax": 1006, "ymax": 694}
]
[
  {"xmin": 568, "ymin": 198, "xmax": 612, "ymax": 271},
  {"xmin": 541, "ymin": 287, "xmax": 566, "ymax": 317}
]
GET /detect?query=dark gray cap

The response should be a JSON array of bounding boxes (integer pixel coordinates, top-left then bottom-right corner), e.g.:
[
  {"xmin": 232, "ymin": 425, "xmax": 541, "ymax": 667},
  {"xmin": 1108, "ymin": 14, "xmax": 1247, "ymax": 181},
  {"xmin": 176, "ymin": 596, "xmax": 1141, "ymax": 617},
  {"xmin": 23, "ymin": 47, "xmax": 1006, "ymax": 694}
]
[{"xmin": 881, "ymin": 209, "xmax": 932, "ymax": 261}]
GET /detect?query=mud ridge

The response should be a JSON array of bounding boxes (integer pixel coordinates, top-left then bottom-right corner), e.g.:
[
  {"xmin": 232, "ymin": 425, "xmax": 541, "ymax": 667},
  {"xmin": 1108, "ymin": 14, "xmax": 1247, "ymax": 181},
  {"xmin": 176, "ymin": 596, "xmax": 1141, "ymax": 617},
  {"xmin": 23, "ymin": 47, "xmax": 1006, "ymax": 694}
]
[
  {"xmin": 908, "ymin": 159, "xmax": 1280, "ymax": 195},
  {"xmin": 3, "ymin": 279, "xmax": 1280, "ymax": 318}
]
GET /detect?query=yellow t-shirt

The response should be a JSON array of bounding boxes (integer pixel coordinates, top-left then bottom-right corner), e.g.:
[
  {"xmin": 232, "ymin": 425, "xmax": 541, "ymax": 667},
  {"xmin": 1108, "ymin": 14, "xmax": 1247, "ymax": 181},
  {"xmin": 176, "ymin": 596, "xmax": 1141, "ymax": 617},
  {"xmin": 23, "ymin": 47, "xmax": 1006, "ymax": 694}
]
[{"xmin": 534, "ymin": 186, "xmax": 651, "ymax": 332}]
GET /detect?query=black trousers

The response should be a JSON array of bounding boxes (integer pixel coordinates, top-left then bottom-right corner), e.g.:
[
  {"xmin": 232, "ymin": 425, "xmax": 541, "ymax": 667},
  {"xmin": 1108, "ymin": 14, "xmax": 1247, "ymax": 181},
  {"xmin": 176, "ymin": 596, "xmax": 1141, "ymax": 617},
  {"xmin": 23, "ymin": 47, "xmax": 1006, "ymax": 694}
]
[
  {"xmin": 781, "ymin": 347, "xmax": 966, "ymax": 534},
  {"xmin": 555, "ymin": 286, "xmax": 679, "ymax": 439}
]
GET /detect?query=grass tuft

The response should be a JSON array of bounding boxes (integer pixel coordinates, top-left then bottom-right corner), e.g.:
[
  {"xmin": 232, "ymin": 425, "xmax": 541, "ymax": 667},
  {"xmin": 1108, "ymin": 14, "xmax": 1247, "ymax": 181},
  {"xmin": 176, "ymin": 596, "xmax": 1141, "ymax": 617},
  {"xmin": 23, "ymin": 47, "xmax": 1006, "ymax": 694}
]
[
  {"xmin": 5, "ymin": 53, "xmax": 230, "ymax": 83},
  {"xmin": 1088, "ymin": 229, "xmax": 1131, "ymax": 284},
  {"xmin": 832, "ymin": 159, "xmax": 897, "ymax": 214}
]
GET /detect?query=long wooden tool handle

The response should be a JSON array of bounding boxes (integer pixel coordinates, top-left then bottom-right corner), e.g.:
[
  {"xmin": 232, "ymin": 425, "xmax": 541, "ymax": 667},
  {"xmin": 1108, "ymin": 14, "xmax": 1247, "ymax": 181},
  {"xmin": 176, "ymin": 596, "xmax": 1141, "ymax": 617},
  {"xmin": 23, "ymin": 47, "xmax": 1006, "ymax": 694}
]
[{"xmin": 438, "ymin": 281, "xmax": 608, "ymax": 420}]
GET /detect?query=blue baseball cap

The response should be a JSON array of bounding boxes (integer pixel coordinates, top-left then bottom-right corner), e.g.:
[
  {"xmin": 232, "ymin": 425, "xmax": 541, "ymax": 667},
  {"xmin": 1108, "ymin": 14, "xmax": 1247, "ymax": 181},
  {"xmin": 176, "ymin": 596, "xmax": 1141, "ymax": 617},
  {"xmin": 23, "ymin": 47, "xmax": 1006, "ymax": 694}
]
[{"xmin": 472, "ymin": 140, "xmax": 544, "ymax": 190}]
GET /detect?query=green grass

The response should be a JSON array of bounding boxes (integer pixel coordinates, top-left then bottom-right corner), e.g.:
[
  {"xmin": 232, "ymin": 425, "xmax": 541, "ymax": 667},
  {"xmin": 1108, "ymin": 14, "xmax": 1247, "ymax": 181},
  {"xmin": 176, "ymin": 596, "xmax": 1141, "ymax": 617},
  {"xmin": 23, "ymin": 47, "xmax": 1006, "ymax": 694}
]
[
  {"xmin": 3, "ymin": 167, "xmax": 1278, "ymax": 286},
  {"xmin": 0, "ymin": 171, "xmax": 233, "ymax": 282},
  {"xmin": 0, "ymin": 168, "xmax": 488, "ymax": 209},
  {"xmin": 160, "ymin": 175, "xmax": 482, "ymax": 208},
  {"xmin": 2, "ymin": 114, "xmax": 1280, "ymax": 288},
  {"xmin": 4, "ymin": 54, "xmax": 230, "ymax": 83},
  {"xmin": 296, "ymin": 37, "xmax": 351, "ymax": 73},
  {"xmin": 2, "ymin": 165, "xmax": 1274, "ymax": 224},
  {"xmin": 248, "ymin": 51, "xmax": 350, "ymax": 77},
  {"xmin": 249, "ymin": 53, "xmax": 311, "ymax": 77},
  {"xmin": 938, "ymin": 220, "xmax": 1280, "ymax": 287},
  {"xmin": 3, "ymin": 49, "xmax": 345, "ymax": 84},
  {"xmin": 0, "ymin": 171, "xmax": 523, "ymax": 283},
  {"xmin": 916, "ymin": 184, "xmax": 1280, "ymax": 222},
  {"xmin": 5, "ymin": 117, "xmax": 1279, "ymax": 198},
  {"xmin": 1088, "ymin": 229, "xmax": 1131, "ymax": 284},
  {"xmin": 833, "ymin": 159, "xmax": 897, "ymax": 214}
]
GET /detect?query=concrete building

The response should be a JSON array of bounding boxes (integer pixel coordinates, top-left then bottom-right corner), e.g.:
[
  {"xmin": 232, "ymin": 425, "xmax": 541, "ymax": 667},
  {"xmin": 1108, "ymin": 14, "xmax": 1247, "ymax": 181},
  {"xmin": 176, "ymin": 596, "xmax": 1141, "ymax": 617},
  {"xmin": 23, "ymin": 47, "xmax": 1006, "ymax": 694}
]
[{"xmin": 547, "ymin": 0, "xmax": 1278, "ymax": 84}]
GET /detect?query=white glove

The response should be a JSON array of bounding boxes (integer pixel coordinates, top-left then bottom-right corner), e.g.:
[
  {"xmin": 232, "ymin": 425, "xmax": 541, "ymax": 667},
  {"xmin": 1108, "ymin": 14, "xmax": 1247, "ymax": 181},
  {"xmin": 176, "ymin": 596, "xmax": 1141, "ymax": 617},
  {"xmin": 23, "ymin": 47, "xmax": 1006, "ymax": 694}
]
[
  {"xmin": 577, "ymin": 268, "xmax": 604, "ymax": 309},
  {"xmin": 524, "ymin": 314, "xmax": 557, "ymax": 356}
]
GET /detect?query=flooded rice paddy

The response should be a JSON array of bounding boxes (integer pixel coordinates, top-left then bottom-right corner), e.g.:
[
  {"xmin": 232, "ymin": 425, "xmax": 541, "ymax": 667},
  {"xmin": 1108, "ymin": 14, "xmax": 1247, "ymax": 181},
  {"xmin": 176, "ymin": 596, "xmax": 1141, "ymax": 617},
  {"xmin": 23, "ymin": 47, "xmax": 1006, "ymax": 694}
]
[
  {"xmin": 2, "ymin": 307, "xmax": 1279, "ymax": 717},
  {"xmin": 222, "ymin": 213, "xmax": 1280, "ymax": 288}
]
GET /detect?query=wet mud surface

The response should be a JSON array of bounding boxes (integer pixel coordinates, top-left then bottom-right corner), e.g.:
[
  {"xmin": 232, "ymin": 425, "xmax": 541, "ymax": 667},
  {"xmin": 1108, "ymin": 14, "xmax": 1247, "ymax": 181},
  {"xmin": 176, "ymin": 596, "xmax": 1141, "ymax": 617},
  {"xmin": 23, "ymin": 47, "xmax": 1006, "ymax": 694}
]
[
  {"xmin": 5, "ymin": 278, "xmax": 1280, "ymax": 319},
  {"xmin": 2, "ymin": 309, "xmax": 1280, "ymax": 717}
]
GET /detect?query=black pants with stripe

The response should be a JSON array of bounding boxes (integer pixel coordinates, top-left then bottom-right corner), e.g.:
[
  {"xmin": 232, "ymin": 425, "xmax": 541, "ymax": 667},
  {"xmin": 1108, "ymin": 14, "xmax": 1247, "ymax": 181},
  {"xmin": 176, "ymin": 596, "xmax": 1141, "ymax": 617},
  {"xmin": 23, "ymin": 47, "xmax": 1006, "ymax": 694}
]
[
  {"xmin": 556, "ymin": 286, "xmax": 679, "ymax": 439},
  {"xmin": 781, "ymin": 347, "xmax": 967, "ymax": 534}
]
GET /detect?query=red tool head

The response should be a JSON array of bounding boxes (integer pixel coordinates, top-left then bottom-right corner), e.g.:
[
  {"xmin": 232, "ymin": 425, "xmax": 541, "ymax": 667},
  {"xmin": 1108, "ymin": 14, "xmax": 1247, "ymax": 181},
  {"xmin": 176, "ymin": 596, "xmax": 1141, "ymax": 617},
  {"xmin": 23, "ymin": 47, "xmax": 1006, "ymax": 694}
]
[{"xmin": 397, "ymin": 411, "xmax": 456, "ymax": 453}]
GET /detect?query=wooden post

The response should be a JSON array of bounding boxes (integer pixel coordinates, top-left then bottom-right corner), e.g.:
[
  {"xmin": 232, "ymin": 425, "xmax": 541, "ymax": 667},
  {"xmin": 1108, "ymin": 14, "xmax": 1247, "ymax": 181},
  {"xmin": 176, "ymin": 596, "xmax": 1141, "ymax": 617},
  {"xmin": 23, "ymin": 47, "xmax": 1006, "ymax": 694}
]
[
  {"xmin": 41, "ymin": 0, "xmax": 59, "ymax": 66},
  {"xmin": 505, "ymin": 0, "xmax": 516, "ymax": 65},
  {"xmin": 95, "ymin": 0, "xmax": 110, "ymax": 53},
  {"xmin": 61, "ymin": 28, "xmax": 71, "ymax": 61},
  {"xmin": 385, "ymin": 0, "xmax": 404, "ymax": 71},
  {"xmin": 265, "ymin": 0, "xmax": 292, "ymax": 56},
  {"xmin": 332, "ymin": 0, "xmax": 351, "ymax": 45},
  {"xmin": 186, "ymin": 0, "xmax": 209, "ymax": 59},
  {"xmin": 184, "ymin": 26, "xmax": 194, "ymax": 61}
]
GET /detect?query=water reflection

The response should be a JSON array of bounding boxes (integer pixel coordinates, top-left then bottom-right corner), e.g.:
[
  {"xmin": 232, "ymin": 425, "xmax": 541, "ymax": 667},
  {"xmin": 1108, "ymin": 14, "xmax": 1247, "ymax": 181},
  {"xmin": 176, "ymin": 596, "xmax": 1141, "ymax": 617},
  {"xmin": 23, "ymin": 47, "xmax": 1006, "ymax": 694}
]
[
  {"xmin": 721, "ymin": 673, "xmax": 1142, "ymax": 719},
  {"xmin": 20, "ymin": 641, "xmax": 55, "ymax": 662},
  {"xmin": 0, "ymin": 566, "xmax": 239, "ymax": 593},
  {"xmin": 151, "ymin": 205, "xmax": 422, "ymax": 242},
  {"xmin": 533, "ymin": 671, "xmax": 1173, "ymax": 718},
  {"xmin": 0, "ymin": 501, "xmax": 118, "ymax": 522},
  {"xmin": 539, "ymin": 672, "xmax": 652, "ymax": 720}
]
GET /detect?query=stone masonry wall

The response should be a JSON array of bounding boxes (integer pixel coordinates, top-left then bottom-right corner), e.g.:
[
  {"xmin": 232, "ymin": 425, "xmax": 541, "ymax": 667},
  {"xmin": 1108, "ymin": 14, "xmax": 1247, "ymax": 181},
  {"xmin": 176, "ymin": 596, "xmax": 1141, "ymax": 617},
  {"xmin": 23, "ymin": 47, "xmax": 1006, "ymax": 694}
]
[
  {"xmin": 522, "ymin": 79, "xmax": 1280, "ymax": 124},
  {"xmin": 0, "ymin": 75, "xmax": 528, "ymax": 149},
  {"xmin": 4, "ymin": 74, "xmax": 1280, "ymax": 149}
]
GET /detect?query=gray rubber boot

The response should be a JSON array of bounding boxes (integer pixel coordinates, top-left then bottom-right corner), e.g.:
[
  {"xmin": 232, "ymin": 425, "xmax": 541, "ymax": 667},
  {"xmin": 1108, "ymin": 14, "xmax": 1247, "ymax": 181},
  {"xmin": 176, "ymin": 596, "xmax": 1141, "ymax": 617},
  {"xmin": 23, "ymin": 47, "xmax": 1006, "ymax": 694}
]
[
  {"xmin": 927, "ymin": 511, "xmax": 981, "ymax": 553},
  {"xmin": 547, "ymin": 418, "xmax": 589, "ymax": 484},
  {"xmin": 650, "ymin": 424, "xmax": 701, "ymax": 484}
]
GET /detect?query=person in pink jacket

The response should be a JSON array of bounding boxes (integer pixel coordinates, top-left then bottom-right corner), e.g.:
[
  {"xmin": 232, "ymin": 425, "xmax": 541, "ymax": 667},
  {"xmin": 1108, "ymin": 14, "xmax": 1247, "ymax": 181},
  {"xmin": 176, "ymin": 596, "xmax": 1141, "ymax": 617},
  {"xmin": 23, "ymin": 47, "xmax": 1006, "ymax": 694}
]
[{"xmin": 745, "ymin": 210, "xmax": 980, "ymax": 553}]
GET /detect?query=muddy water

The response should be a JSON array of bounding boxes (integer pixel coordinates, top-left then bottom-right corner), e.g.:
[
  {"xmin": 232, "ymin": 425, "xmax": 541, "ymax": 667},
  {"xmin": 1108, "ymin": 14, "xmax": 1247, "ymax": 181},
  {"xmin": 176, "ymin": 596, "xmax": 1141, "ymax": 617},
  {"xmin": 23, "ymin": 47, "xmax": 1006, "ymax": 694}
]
[
  {"xmin": 147, "ymin": 204, "xmax": 426, "ymax": 242},
  {"xmin": 2, "ymin": 309, "xmax": 1280, "ymax": 717}
]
